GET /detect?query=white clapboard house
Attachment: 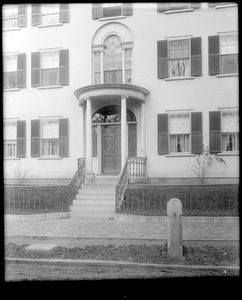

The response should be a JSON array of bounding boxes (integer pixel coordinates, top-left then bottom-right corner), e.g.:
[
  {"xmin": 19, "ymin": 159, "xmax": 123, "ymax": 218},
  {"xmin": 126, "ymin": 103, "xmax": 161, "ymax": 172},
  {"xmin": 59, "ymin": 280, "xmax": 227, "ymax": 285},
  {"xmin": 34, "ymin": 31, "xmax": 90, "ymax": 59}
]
[{"xmin": 3, "ymin": 3, "xmax": 239, "ymax": 217}]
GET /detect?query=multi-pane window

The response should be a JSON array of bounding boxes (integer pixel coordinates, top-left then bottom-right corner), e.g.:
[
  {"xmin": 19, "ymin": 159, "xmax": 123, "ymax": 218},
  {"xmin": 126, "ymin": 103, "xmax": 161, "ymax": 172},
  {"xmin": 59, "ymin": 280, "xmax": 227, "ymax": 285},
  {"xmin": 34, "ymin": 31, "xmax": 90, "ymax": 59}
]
[
  {"xmin": 41, "ymin": 120, "xmax": 59, "ymax": 156},
  {"xmin": 2, "ymin": 5, "xmax": 18, "ymax": 28},
  {"xmin": 92, "ymin": 3, "xmax": 133, "ymax": 19},
  {"xmin": 93, "ymin": 35, "xmax": 133, "ymax": 84},
  {"xmin": 103, "ymin": 3, "xmax": 122, "ymax": 18},
  {"xmin": 169, "ymin": 39, "xmax": 190, "ymax": 77},
  {"xmin": 157, "ymin": 3, "xmax": 201, "ymax": 13},
  {"xmin": 169, "ymin": 113, "xmax": 190, "ymax": 153},
  {"xmin": 220, "ymin": 33, "xmax": 238, "ymax": 75},
  {"xmin": 4, "ymin": 121, "xmax": 17, "ymax": 157},
  {"xmin": 41, "ymin": 51, "xmax": 60, "ymax": 86},
  {"xmin": 221, "ymin": 111, "xmax": 239, "ymax": 152},
  {"xmin": 41, "ymin": 4, "xmax": 60, "ymax": 25},
  {"xmin": 3, "ymin": 55, "xmax": 17, "ymax": 89},
  {"xmin": 104, "ymin": 35, "xmax": 123, "ymax": 84}
]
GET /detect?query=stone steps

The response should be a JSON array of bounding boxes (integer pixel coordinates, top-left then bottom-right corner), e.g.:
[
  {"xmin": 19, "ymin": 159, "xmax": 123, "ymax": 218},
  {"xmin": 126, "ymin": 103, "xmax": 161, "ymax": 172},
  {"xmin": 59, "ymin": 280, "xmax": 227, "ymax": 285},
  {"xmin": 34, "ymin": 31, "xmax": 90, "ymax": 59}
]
[{"xmin": 69, "ymin": 175, "xmax": 118, "ymax": 219}]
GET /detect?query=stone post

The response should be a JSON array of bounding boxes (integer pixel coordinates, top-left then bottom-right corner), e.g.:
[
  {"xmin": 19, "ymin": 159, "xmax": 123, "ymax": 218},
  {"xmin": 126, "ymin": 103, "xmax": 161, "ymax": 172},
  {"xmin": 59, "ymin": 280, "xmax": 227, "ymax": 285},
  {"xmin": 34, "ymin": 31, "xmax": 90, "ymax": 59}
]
[{"xmin": 167, "ymin": 198, "xmax": 183, "ymax": 258}]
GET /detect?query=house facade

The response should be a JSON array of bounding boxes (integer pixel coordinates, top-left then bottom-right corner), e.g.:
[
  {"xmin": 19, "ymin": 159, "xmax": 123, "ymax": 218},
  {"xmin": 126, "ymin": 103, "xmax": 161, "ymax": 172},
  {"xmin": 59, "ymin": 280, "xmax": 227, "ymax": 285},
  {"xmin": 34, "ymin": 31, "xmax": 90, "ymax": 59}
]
[{"xmin": 3, "ymin": 3, "xmax": 239, "ymax": 185}]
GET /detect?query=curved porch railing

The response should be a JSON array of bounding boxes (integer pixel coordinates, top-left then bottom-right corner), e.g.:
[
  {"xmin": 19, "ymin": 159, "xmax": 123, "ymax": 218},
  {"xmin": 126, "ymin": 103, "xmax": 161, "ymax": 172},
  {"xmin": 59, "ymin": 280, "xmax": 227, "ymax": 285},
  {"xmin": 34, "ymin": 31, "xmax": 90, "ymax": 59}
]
[{"xmin": 116, "ymin": 157, "xmax": 147, "ymax": 210}]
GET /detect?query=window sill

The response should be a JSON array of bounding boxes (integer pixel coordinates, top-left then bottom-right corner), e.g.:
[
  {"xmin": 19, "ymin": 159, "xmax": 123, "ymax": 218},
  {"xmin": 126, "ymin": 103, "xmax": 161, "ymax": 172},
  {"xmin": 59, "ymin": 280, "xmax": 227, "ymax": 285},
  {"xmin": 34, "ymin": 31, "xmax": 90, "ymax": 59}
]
[
  {"xmin": 215, "ymin": 4, "xmax": 237, "ymax": 9},
  {"xmin": 37, "ymin": 85, "xmax": 63, "ymax": 90},
  {"xmin": 166, "ymin": 153, "xmax": 195, "ymax": 157},
  {"xmin": 164, "ymin": 8, "xmax": 194, "ymax": 14},
  {"xmin": 38, "ymin": 157, "xmax": 63, "ymax": 160},
  {"xmin": 38, "ymin": 23, "xmax": 63, "ymax": 28},
  {"xmin": 99, "ymin": 15, "xmax": 126, "ymax": 21},
  {"xmin": 2, "ymin": 27, "xmax": 21, "ymax": 31},
  {"xmin": 3, "ymin": 88, "xmax": 21, "ymax": 92},
  {"xmin": 216, "ymin": 74, "xmax": 238, "ymax": 78},
  {"xmin": 218, "ymin": 152, "xmax": 239, "ymax": 156},
  {"xmin": 4, "ymin": 157, "xmax": 20, "ymax": 160},
  {"xmin": 165, "ymin": 76, "xmax": 195, "ymax": 81}
]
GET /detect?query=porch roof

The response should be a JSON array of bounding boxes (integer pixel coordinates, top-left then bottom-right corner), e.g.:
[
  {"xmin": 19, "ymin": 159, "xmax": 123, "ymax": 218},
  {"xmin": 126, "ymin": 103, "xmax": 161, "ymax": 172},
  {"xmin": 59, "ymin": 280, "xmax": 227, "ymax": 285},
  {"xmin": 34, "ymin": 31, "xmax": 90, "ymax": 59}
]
[{"xmin": 74, "ymin": 84, "xmax": 150, "ymax": 105}]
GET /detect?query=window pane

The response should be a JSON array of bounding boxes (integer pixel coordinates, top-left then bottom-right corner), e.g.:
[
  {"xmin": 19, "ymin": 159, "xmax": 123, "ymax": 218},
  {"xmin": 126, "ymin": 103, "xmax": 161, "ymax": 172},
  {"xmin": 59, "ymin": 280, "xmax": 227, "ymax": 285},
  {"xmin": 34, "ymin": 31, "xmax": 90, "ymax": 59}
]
[
  {"xmin": 42, "ymin": 4, "xmax": 60, "ymax": 25},
  {"xmin": 125, "ymin": 49, "xmax": 132, "ymax": 69},
  {"xmin": 104, "ymin": 70, "xmax": 122, "ymax": 84},
  {"xmin": 125, "ymin": 70, "xmax": 132, "ymax": 84},
  {"xmin": 94, "ymin": 72, "xmax": 101, "ymax": 84},
  {"xmin": 103, "ymin": 4, "xmax": 122, "ymax": 18},
  {"xmin": 169, "ymin": 39, "xmax": 190, "ymax": 77},
  {"xmin": 3, "ymin": 72, "xmax": 17, "ymax": 89},
  {"xmin": 42, "ymin": 139, "xmax": 58, "ymax": 156},
  {"xmin": 42, "ymin": 120, "xmax": 59, "ymax": 138},
  {"xmin": 4, "ymin": 142, "xmax": 16, "ymax": 157},
  {"xmin": 3, "ymin": 55, "xmax": 17, "ymax": 72},
  {"xmin": 4, "ymin": 121, "xmax": 17, "ymax": 140},
  {"xmin": 41, "ymin": 69, "xmax": 59, "ymax": 86},
  {"xmin": 2, "ymin": 5, "xmax": 18, "ymax": 28},
  {"xmin": 220, "ymin": 54, "xmax": 238, "ymax": 74},
  {"xmin": 168, "ymin": 3, "xmax": 189, "ymax": 10},
  {"xmin": 94, "ymin": 52, "xmax": 101, "ymax": 72},
  {"xmin": 222, "ymin": 133, "xmax": 239, "ymax": 152},
  {"xmin": 41, "ymin": 51, "xmax": 59, "ymax": 69},
  {"xmin": 170, "ymin": 134, "xmax": 190, "ymax": 153},
  {"xmin": 220, "ymin": 33, "xmax": 238, "ymax": 55}
]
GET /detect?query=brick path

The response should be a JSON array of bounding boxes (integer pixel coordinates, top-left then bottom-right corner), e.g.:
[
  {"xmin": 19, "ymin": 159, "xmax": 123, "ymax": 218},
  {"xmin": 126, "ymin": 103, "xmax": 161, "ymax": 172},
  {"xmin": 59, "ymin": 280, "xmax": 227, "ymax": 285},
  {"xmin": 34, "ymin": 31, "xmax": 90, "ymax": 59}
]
[{"xmin": 4, "ymin": 217, "xmax": 240, "ymax": 241}]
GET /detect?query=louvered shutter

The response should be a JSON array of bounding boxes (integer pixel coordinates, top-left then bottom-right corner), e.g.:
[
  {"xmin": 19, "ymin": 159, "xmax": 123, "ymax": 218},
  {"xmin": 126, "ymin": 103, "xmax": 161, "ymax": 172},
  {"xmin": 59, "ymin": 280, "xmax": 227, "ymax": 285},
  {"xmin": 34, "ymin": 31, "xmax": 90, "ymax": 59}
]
[
  {"xmin": 31, "ymin": 120, "xmax": 40, "ymax": 157},
  {"xmin": 31, "ymin": 52, "xmax": 40, "ymax": 87},
  {"xmin": 17, "ymin": 53, "xmax": 26, "ymax": 88},
  {"xmin": 158, "ymin": 114, "xmax": 169, "ymax": 155},
  {"xmin": 60, "ymin": 4, "xmax": 69, "ymax": 23},
  {"xmin": 92, "ymin": 3, "xmax": 103, "ymax": 19},
  {"xmin": 209, "ymin": 111, "xmax": 221, "ymax": 154},
  {"xmin": 32, "ymin": 4, "xmax": 41, "ymax": 26},
  {"xmin": 123, "ymin": 3, "xmax": 133, "ymax": 15},
  {"xmin": 59, "ymin": 118, "xmax": 69, "ymax": 157},
  {"xmin": 17, "ymin": 120, "xmax": 26, "ymax": 158},
  {"xmin": 191, "ymin": 37, "xmax": 202, "ymax": 76},
  {"xmin": 157, "ymin": 3, "xmax": 168, "ymax": 12},
  {"xmin": 191, "ymin": 112, "xmax": 203, "ymax": 154},
  {"xmin": 18, "ymin": 4, "xmax": 27, "ymax": 27},
  {"xmin": 157, "ymin": 40, "xmax": 168, "ymax": 79},
  {"xmin": 59, "ymin": 49, "xmax": 69, "ymax": 85},
  {"xmin": 190, "ymin": 3, "xmax": 201, "ymax": 9},
  {"xmin": 128, "ymin": 124, "xmax": 137, "ymax": 157},
  {"xmin": 208, "ymin": 35, "xmax": 220, "ymax": 75}
]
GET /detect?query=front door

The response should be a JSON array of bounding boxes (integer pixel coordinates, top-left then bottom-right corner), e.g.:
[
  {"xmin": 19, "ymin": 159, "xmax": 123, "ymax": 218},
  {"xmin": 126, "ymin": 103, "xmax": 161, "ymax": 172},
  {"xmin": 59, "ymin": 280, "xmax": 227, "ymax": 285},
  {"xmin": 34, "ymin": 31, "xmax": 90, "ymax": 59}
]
[{"xmin": 102, "ymin": 125, "xmax": 121, "ymax": 174}]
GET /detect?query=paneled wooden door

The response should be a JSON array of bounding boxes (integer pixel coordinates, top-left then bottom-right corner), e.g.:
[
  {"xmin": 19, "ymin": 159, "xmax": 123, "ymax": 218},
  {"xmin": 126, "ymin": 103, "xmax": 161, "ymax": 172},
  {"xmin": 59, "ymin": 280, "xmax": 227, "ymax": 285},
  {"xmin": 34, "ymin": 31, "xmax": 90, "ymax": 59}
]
[{"xmin": 102, "ymin": 125, "xmax": 121, "ymax": 174}]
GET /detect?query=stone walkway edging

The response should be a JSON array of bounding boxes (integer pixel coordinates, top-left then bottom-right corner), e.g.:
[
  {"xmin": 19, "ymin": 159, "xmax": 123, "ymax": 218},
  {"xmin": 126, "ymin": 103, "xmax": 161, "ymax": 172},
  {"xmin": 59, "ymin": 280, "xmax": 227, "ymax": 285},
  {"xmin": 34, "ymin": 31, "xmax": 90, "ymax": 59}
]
[
  {"xmin": 114, "ymin": 214, "xmax": 239, "ymax": 224},
  {"xmin": 5, "ymin": 257, "xmax": 239, "ymax": 271},
  {"xmin": 5, "ymin": 212, "xmax": 69, "ymax": 221}
]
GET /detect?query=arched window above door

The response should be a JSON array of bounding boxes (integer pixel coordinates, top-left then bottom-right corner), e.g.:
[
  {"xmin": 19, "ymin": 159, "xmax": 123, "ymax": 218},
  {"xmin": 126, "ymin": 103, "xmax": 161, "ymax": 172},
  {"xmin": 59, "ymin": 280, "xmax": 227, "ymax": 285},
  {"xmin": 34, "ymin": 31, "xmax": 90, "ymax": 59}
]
[{"xmin": 92, "ymin": 105, "xmax": 136, "ymax": 123}]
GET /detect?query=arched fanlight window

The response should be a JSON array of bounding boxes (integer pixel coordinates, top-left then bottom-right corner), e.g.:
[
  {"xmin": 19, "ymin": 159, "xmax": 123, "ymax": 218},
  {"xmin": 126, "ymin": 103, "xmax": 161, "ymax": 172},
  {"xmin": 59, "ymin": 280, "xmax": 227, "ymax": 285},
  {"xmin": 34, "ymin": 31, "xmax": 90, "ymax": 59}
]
[
  {"xmin": 92, "ymin": 105, "xmax": 136, "ymax": 123},
  {"xmin": 93, "ymin": 34, "xmax": 132, "ymax": 85}
]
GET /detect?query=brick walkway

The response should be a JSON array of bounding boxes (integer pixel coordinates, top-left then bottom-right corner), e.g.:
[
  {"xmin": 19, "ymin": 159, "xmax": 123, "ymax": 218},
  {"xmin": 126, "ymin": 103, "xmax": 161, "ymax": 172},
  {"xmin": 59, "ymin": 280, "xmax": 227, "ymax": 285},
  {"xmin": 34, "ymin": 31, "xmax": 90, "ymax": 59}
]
[{"xmin": 4, "ymin": 217, "xmax": 240, "ymax": 241}]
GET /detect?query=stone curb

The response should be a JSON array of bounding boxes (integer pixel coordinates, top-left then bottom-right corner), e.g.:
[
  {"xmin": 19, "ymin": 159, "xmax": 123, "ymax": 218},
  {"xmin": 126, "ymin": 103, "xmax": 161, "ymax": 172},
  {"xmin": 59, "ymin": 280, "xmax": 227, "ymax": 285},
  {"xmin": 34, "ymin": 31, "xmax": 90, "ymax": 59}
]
[
  {"xmin": 5, "ymin": 257, "xmax": 239, "ymax": 271},
  {"xmin": 4, "ymin": 212, "xmax": 69, "ymax": 221},
  {"xmin": 114, "ymin": 214, "xmax": 239, "ymax": 224}
]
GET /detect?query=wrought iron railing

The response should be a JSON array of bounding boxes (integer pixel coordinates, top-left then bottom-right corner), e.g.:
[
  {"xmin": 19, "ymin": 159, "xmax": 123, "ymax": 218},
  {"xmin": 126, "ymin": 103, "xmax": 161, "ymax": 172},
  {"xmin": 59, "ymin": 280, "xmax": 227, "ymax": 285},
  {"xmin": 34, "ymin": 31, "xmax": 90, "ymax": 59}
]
[
  {"xmin": 115, "ymin": 184, "xmax": 239, "ymax": 216},
  {"xmin": 116, "ymin": 157, "xmax": 147, "ymax": 210},
  {"xmin": 4, "ymin": 158, "xmax": 86, "ymax": 215}
]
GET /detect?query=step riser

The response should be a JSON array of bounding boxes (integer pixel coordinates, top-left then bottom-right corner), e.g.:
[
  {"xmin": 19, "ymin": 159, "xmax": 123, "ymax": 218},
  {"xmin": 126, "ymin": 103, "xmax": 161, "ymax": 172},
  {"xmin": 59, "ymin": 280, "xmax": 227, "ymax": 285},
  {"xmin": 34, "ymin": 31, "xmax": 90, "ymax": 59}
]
[
  {"xmin": 69, "ymin": 211, "xmax": 115, "ymax": 218},
  {"xmin": 78, "ymin": 189, "xmax": 115, "ymax": 194},
  {"xmin": 70, "ymin": 205, "xmax": 114, "ymax": 212},
  {"xmin": 73, "ymin": 200, "xmax": 114, "ymax": 205},
  {"xmin": 76, "ymin": 194, "xmax": 115, "ymax": 200}
]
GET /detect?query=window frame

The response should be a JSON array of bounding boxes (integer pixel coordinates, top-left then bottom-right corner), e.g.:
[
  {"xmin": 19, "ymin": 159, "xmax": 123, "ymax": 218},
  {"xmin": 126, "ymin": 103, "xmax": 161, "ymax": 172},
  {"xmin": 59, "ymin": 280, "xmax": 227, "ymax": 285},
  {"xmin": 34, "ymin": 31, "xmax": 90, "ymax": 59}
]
[
  {"xmin": 2, "ymin": 5, "xmax": 19, "ymax": 29},
  {"xmin": 168, "ymin": 112, "xmax": 192, "ymax": 154},
  {"xmin": 3, "ymin": 54, "xmax": 18, "ymax": 89},
  {"xmin": 102, "ymin": 3, "xmax": 123, "ymax": 18},
  {"xmin": 40, "ymin": 3, "xmax": 60, "ymax": 26},
  {"xmin": 40, "ymin": 119, "xmax": 60, "ymax": 157},
  {"xmin": 221, "ymin": 110, "xmax": 239, "ymax": 153},
  {"xmin": 40, "ymin": 50, "xmax": 60, "ymax": 87},
  {"xmin": 219, "ymin": 33, "xmax": 238, "ymax": 76},
  {"xmin": 4, "ymin": 120, "xmax": 17, "ymax": 158}
]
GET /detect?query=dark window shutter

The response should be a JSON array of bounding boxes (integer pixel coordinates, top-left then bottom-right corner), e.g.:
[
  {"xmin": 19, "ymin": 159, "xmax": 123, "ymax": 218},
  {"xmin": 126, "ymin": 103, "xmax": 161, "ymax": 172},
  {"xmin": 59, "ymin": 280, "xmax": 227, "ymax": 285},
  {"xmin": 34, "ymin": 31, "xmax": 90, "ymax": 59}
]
[
  {"xmin": 18, "ymin": 4, "xmax": 27, "ymax": 27},
  {"xmin": 17, "ymin": 120, "xmax": 26, "ymax": 158},
  {"xmin": 158, "ymin": 114, "xmax": 169, "ymax": 155},
  {"xmin": 157, "ymin": 3, "xmax": 168, "ymax": 12},
  {"xmin": 128, "ymin": 124, "xmax": 137, "ymax": 157},
  {"xmin": 32, "ymin": 4, "xmax": 41, "ymax": 26},
  {"xmin": 92, "ymin": 3, "xmax": 103, "ymax": 19},
  {"xmin": 190, "ymin": 3, "xmax": 201, "ymax": 9},
  {"xmin": 208, "ymin": 35, "xmax": 220, "ymax": 75},
  {"xmin": 59, "ymin": 119, "xmax": 69, "ymax": 157},
  {"xmin": 17, "ymin": 53, "xmax": 26, "ymax": 88},
  {"xmin": 123, "ymin": 3, "xmax": 133, "ymax": 15},
  {"xmin": 59, "ymin": 49, "xmax": 69, "ymax": 85},
  {"xmin": 60, "ymin": 4, "xmax": 69, "ymax": 23},
  {"xmin": 31, "ymin": 120, "xmax": 40, "ymax": 157},
  {"xmin": 31, "ymin": 52, "xmax": 40, "ymax": 87},
  {"xmin": 157, "ymin": 40, "xmax": 168, "ymax": 79},
  {"xmin": 191, "ymin": 112, "xmax": 203, "ymax": 154},
  {"xmin": 209, "ymin": 111, "xmax": 221, "ymax": 154},
  {"xmin": 191, "ymin": 37, "xmax": 202, "ymax": 76}
]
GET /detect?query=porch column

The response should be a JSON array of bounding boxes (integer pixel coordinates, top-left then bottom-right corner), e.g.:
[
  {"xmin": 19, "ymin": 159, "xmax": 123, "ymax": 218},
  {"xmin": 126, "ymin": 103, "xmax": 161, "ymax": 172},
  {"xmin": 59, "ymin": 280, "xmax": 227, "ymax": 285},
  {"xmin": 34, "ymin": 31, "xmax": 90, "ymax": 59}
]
[
  {"xmin": 140, "ymin": 102, "xmax": 146, "ymax": 157},
  {"xmin": 121, "ymin": 95, "xmax": 127, "ymax": 169},
  {"xmin": 85, "ymin": 97, "xmax": 93, "ymax": 174},
  {"xmin": 78, "ymin": 98, "xmax": 85, "ymax": 158}
]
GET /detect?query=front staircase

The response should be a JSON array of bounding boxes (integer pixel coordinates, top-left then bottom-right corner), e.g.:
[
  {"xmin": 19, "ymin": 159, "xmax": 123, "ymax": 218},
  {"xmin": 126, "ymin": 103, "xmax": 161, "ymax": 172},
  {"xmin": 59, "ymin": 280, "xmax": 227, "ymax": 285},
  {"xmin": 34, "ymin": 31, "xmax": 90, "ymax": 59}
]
[{"xmin": 69, "ymin": 175, "xmax": 119, "ymax": 218}]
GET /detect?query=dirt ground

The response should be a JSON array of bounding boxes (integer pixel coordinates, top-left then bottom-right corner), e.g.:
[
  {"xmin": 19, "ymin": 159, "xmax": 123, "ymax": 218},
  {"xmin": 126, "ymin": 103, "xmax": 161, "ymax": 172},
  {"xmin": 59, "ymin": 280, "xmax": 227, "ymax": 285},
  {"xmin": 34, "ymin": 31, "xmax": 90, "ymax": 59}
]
[{"xmin": 4, "ymin": 236, "xmax": 239, "ymax": 281}]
